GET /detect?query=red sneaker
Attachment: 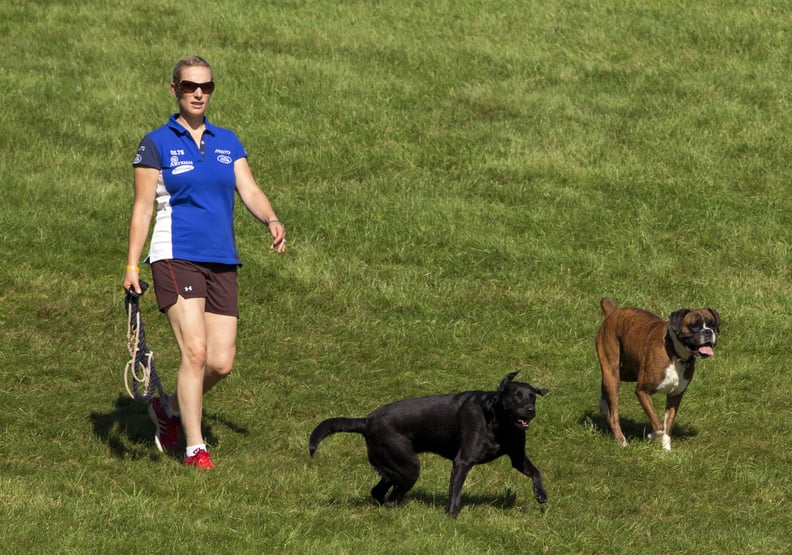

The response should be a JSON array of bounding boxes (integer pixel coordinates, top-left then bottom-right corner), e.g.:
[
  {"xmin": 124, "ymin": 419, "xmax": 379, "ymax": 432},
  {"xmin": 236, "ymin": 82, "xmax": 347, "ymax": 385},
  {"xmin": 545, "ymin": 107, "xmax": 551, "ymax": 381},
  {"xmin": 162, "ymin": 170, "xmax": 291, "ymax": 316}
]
[
  {"xmin": 184, "ymin": 448, "xmax": 214, "ymax": 469},
  {"xmin": 147, "ymin": 396, "xmax": 181, "ymax": 454}
]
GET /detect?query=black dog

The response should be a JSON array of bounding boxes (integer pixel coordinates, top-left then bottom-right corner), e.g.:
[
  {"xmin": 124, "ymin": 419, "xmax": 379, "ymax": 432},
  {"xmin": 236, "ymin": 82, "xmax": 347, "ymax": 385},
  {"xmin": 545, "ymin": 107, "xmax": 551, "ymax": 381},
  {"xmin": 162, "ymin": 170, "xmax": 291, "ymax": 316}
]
[{"xmin": 308, "ymin": 371, "xmax": 548, "ymax": 517}]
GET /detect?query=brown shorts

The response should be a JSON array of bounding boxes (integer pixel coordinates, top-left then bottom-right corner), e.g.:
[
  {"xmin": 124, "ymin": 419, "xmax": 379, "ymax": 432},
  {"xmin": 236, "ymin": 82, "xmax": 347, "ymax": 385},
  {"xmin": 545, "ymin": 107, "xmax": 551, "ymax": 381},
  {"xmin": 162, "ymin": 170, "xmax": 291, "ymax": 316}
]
[{"xmin": 150, "ymin": 259, "xmax": 239, "ymax": 317}]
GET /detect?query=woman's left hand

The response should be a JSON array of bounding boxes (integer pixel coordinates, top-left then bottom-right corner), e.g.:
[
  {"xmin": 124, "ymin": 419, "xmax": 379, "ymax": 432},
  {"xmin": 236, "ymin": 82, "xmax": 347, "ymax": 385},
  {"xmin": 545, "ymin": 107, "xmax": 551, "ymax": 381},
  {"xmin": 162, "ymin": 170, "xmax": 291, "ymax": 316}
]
[{"xmin": 269, "ymin": 221, "xmax": 286, "ymax": 253}]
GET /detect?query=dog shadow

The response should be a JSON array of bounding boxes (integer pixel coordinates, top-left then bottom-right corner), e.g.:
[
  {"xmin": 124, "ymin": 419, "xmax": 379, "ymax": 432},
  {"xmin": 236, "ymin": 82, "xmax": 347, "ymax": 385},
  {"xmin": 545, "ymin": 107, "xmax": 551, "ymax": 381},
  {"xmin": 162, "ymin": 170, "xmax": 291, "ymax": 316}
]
[
  {"xmin": 579, "ymin": 410, "xmax": 697, "ymax": 443},
  {"xmin": 343, "ymin": 488, "xmax": 519, "ymax": 513},
  {"xmin": 89, "ymin": 394, "xmax": 249, "ymax": 459}
]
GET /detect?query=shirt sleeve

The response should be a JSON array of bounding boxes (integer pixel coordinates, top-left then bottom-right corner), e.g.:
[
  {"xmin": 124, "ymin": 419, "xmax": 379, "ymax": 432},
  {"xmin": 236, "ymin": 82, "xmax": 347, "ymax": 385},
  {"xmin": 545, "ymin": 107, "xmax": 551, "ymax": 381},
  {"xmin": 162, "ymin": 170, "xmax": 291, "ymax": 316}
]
[
  {"xmin": 230, "ymin": 131, "xmax": 248, "ymax": 161},
  {"xmin": 132, "ymin": 135, "xmax": 161, "ymax": 169}
]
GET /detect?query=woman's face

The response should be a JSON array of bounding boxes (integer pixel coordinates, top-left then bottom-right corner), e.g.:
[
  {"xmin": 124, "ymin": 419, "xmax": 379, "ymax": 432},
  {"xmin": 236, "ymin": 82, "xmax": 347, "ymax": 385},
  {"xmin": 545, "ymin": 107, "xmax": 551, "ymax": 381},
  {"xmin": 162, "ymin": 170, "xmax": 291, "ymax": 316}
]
[{"xmin": 172, "ymin": 65, "xmax": 213, "ymax": 119}]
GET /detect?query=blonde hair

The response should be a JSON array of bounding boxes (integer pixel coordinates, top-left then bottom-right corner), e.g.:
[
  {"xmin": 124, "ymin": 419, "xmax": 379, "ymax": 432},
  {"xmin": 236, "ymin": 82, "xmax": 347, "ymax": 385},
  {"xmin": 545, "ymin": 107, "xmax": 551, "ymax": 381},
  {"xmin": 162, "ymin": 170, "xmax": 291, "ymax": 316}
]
[{"xmin": 172, "ymin": 55, "xmax": 213, "ymax": 83}]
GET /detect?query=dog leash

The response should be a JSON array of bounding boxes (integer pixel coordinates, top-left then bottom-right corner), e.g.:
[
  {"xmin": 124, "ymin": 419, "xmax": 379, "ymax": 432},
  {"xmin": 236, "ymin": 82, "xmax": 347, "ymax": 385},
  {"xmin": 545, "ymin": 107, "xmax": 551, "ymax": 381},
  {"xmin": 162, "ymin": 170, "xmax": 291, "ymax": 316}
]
[{"xmin": 124, "ymin": 280, "xmax": 164, "ymax": 401}]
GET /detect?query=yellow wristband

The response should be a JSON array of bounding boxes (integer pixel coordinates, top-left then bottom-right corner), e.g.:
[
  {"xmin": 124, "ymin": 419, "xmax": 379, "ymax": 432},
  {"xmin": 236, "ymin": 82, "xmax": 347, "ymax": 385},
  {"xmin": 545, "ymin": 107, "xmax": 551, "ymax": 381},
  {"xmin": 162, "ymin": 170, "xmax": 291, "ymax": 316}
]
[{"xmin": 126, "ymin": 265, "xmax": 140, "ymax": 272}]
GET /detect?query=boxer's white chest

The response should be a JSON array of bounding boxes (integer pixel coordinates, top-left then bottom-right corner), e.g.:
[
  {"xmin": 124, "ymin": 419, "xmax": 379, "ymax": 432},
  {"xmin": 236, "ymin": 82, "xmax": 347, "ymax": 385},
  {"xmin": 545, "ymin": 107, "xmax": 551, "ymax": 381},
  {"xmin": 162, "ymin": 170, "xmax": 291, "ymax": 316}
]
[{"xmin": 655, "ymin": 359, "xmax": 690, "ymax": 395}]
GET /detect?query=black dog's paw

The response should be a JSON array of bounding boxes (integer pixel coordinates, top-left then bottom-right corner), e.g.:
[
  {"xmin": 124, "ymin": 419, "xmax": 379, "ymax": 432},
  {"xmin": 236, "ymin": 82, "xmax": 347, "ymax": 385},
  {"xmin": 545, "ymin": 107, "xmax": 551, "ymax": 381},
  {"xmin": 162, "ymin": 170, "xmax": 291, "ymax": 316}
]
[
  {"xmin": 445, "ymin": 504, "xmax": 461, "ymax": 519},
  {"xmin": 534, "ymin": 487, "xmax": 548, "ymax": 504}
]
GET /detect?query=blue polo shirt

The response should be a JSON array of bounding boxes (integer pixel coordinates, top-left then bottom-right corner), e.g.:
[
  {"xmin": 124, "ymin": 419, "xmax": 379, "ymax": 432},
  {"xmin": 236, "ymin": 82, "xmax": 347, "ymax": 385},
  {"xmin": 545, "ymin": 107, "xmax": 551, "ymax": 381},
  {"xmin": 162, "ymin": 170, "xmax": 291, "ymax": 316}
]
[{"xmin": 133, "ymin": 114, "xmax": 247, "ymax": 265}]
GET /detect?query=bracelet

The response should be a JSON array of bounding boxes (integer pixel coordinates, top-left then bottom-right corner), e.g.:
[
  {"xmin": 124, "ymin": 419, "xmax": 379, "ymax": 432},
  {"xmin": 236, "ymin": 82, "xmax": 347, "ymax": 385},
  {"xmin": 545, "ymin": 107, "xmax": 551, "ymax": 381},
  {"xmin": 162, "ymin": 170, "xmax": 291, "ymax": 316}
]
[
  {"xmin": 268, "ymin": 220, "xmax": 285, "ymax": 229},
  {"xmin": 126, "ymin": 265, "xmax": 140, "ymax": 272}
]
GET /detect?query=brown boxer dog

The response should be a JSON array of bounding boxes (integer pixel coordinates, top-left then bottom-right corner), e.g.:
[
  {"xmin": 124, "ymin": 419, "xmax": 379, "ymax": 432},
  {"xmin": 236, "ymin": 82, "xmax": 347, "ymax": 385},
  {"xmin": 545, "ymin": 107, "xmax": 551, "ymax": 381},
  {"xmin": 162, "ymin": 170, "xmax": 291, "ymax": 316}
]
[{"xmin": 596, "ymin": 297, "xmax": 720, "ymax": 450}]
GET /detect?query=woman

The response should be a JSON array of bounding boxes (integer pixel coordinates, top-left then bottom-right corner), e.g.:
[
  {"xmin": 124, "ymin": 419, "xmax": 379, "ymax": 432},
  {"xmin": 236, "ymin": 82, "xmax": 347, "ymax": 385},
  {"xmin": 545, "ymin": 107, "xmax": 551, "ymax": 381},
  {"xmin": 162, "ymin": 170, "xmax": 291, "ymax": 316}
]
[{"xmin": 124, "ymin": 55, "xmax": 286, "ymax": 469}]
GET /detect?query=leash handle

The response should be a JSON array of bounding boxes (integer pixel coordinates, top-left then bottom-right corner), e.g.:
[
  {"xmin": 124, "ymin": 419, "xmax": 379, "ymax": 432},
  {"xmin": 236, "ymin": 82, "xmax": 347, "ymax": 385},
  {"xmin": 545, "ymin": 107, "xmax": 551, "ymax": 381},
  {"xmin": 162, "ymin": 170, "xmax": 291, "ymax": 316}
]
[
  {"xmin": 123, "ymin": 279, "xmax": 163, "ymax": 401},
  {"xmin": 125, "ymin": 279, "xmax": 149, "ymax": 302}
]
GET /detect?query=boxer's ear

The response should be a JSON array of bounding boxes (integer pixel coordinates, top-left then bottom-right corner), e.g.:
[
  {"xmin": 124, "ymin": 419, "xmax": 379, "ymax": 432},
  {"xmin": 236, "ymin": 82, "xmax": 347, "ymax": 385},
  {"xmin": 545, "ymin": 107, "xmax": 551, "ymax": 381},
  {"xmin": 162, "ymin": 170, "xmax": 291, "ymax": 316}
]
[
  {"xmin": 707, "ymin": 308, "xmax": 721, "ymax": 332},
  {"xmin": 669, "ymin": 309, "xmax": 689, "ymax": 333}
]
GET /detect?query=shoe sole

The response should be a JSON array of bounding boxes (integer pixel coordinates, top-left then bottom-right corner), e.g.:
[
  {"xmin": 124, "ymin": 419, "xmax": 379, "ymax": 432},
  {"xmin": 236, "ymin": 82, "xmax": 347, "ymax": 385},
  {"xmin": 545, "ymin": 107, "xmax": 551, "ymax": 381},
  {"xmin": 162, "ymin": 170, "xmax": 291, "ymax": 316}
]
[
  {"xmin": 147, "ymin": 402, "xmax": 166, "ymax": 453},
  {"xmin": 185, "ymin": 461, "xmax": 214, "ymax": 470}
]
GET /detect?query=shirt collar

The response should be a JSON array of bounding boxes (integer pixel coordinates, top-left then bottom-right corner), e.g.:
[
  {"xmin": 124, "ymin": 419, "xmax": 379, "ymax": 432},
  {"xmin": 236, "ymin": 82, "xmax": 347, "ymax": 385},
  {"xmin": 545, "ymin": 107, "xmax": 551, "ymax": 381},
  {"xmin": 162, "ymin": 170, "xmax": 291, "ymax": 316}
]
[{"xmin": 167, "ymin": 113, "xmax": 216, "ymax": 136}]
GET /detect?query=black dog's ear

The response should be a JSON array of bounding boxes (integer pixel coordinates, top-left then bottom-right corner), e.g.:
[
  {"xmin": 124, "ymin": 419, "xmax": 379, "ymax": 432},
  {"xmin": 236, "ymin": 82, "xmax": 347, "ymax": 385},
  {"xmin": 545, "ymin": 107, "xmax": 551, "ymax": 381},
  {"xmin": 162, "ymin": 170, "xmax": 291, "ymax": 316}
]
[
  {"xmin": 484, "ymin": 371, "xmax": 520, "ymax": 414},
  {"xmin": 498, "ymin": 371, "xmax": 520, "ymax": 393},
  {"xmin": 669, "ymin": 309, "xmax": 689, "ymax": 333},
  {"xmin": 707, "ymin": 308, "xmax": 721, "ymax": 332},
  {"xmin": 532, "ymin": 387, "xmax": 548, "ymax": 397}
]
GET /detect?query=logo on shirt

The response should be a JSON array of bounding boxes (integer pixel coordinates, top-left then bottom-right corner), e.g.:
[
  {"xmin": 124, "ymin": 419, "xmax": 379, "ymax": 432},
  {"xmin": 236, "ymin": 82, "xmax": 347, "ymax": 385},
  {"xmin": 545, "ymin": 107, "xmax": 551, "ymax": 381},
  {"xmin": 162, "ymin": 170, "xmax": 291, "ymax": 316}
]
[
  {"xmin": 172, "ymin": 165, "xmax": 195, "ymax": 175},
  {"xmin": 133, "ymin": 145, "xmax": 146, "ymax": 165},
  {"xmin": 215, "ymin": 149, "xmax": 233, "ymax": 165},
  {"xmin": 170, "ymin": 151, "xmax": 195, "ymax": 174}
]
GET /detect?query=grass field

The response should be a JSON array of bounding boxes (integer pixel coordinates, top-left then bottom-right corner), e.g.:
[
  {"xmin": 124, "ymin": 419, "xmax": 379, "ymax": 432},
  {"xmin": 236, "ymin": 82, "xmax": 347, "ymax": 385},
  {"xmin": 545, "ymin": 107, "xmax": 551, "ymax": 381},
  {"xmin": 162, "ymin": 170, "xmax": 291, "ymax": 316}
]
[{"xmin": 2, "ymin": 0, "xmax": 792, "ymax": 553}]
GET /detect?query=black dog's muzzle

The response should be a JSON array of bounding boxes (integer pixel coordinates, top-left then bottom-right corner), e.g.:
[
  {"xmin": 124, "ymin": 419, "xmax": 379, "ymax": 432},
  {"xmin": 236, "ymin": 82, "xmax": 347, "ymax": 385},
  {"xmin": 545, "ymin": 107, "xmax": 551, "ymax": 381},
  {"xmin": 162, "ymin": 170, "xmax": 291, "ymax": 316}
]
[{"xmin": 515, "ymin": 409, "xmax": 535, "ymax": 429}]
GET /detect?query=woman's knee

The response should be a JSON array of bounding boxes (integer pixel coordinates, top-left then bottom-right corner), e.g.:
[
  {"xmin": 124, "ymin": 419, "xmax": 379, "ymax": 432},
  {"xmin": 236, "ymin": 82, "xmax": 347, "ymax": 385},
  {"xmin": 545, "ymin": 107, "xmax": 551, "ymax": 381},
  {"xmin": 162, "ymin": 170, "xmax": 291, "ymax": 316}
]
[
  {"xmin": 209, "ymin": 362, "xmax": 233, "ymax": 379},
  {"xmin": 207, "ymin": 348, "xmax": 236, "ymax": 378},
  {"xmin": 181, "ymin": 339, "xmax": 208, "ymax": 370}
]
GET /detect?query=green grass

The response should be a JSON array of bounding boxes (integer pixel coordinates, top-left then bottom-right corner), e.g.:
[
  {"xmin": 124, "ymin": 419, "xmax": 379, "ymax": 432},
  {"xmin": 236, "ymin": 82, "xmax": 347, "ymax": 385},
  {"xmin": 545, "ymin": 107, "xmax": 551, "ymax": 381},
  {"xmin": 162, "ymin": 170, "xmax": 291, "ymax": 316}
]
[{"xmin": 2, "ymin": 0, "xmax": 792, "ymax": 552}]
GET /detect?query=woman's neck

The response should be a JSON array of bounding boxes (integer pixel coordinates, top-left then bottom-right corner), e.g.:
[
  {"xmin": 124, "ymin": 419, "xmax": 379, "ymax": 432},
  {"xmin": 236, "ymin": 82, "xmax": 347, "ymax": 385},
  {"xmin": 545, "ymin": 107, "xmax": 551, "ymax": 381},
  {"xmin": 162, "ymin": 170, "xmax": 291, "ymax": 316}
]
[{"xmin": 177, "ymin": 113, "xmax": 205, "ymax": 132}]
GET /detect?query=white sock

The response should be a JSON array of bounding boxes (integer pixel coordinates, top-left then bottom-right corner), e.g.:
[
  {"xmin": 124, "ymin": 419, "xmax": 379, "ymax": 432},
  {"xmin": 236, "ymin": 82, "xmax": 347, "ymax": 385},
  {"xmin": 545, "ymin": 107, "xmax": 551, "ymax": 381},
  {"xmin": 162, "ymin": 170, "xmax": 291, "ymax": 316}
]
[{"xmin": 185, "ymin": 444, "xmax": 207, "ymax": 458}]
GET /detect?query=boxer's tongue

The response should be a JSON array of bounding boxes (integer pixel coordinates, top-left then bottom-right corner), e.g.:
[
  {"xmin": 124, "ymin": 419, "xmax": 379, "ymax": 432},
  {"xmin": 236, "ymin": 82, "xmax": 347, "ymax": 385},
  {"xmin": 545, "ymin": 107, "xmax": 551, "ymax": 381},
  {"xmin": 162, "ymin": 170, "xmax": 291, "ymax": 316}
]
[{"xmin": 698, "ymin": 345, "xmax": 714, "ymax": 357}]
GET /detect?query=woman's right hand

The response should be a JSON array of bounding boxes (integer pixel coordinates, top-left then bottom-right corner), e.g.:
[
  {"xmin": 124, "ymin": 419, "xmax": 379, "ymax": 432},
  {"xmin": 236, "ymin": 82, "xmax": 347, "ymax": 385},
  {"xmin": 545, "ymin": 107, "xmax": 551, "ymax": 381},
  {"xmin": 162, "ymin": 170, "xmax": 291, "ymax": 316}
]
[{"xmin": 124, "ymin": 266, "xmax": 141, "ymax": 294}]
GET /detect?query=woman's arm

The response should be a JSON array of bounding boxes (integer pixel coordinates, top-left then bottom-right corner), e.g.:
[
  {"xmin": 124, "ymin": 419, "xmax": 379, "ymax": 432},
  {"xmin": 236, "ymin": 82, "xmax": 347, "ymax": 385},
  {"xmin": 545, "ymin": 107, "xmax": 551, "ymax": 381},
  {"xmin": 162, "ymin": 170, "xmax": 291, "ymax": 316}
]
[
  {"xmin": 124, "ymin": 166, "xmax": 159, "ymax": 293},
  {"xmin": 234, "ymin": 157, "xmax": 286, "ymax": 253}
]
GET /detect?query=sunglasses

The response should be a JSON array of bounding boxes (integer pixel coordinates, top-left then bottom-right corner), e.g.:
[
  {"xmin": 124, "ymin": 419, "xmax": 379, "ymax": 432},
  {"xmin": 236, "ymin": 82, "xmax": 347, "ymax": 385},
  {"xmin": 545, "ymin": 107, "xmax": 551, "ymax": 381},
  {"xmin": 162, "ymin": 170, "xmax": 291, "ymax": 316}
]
[{"xmin": 177, "ymin": 80, "xmax": 215, "ymax": 94}]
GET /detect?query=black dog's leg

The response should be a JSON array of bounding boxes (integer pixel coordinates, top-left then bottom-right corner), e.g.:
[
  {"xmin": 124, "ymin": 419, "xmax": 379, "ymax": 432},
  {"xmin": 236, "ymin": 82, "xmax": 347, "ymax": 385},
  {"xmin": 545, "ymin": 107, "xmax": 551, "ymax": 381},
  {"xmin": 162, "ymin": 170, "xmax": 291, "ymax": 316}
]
[
  {"xmin": 510, "ymin": 452, "xmax": 547, "ymax": 504},
  {"xmin": 367, "ymin": 436, "xmax": 420, "ymax": 508},
  {"xmin": 383, "ymin": 456, "xmax": 420, "ymax": 507},
  {"xmin": 446, "ymin": 461, "xmax": 472, "ymax": 518},
  {"xmin": 371, "ymin": 477, "xmax": 392, "ymax": 504},
  {"xmin": 384, "ymin": 482, "xmax": 413, "ymax": 508}
]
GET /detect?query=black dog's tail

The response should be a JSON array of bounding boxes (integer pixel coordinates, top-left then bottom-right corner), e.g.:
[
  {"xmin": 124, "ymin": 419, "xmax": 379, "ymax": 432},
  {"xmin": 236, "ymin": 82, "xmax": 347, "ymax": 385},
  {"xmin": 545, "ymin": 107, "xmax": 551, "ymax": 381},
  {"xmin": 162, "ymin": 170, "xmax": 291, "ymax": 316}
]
[{"xmin": 309, "ymin": 417, "xmax": 367, "ymax": 457}]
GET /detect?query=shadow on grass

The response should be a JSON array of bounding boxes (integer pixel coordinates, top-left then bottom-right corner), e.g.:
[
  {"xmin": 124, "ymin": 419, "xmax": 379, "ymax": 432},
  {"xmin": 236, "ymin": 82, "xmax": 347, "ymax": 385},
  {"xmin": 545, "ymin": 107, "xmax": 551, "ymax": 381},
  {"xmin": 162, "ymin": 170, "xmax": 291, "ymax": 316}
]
[
  {"xmin": 338, "ymin": 487, "xmax": 524, "ymax": 513},
  {"xmin": 579, "ymin": 410, "xmax": 697, "ymax": 443},
  {"xmin": 89, "ymin": 394, "xmax": 249, "ymax": 459}
]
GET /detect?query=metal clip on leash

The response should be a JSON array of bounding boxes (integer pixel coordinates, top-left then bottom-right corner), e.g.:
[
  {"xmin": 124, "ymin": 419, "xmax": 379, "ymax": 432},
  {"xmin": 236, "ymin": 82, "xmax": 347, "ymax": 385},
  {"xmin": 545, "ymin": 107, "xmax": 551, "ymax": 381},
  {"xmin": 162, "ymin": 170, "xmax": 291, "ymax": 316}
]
[{"xmin": 124, "ymin": 280, "xmax": 163, "ymax": 401}]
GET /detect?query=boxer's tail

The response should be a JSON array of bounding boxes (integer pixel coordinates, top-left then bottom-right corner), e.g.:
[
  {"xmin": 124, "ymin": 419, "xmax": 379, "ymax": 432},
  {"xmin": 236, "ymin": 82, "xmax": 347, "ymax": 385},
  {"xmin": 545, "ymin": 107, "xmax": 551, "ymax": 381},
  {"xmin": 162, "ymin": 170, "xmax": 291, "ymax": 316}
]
[{"xmin": 600, "ymin": 297, "xmax": 617, "ymax": 316}]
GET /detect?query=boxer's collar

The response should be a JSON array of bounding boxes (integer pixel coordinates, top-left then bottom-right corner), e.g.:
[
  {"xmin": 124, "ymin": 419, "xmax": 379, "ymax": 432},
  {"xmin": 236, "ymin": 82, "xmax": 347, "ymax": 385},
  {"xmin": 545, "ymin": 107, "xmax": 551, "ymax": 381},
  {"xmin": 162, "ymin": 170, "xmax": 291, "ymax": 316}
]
[{"xmin": 666, "ymin": 326, "xmax": 694, "ymax": 363}]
